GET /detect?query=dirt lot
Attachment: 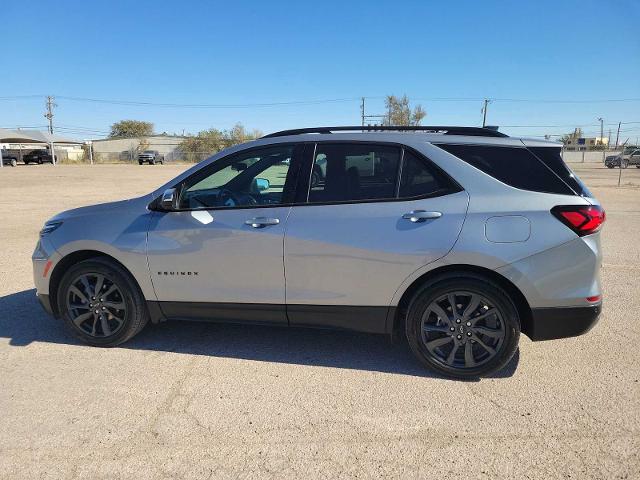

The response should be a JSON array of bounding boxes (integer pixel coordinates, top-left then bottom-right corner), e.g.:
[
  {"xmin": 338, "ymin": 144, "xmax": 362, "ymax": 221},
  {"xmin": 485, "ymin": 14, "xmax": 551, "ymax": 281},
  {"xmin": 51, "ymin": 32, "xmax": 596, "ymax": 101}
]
[{"xmin": 0, "ymin": 163, "xmax": 638, "ymax": 479}]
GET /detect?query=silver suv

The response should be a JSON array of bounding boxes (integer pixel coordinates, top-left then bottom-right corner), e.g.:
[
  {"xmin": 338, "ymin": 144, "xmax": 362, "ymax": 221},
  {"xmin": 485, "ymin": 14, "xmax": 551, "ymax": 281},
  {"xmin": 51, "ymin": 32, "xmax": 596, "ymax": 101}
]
[{"xmin": 33, "ymin": 126, "xmax": 605, "ymax": 378}]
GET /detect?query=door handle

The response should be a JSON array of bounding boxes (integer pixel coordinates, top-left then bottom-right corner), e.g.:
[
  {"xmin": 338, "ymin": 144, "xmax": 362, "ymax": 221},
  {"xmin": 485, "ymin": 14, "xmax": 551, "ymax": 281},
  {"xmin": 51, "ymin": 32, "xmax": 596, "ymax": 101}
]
[
  {"xmin": 245, "ymin": 217, "xmax": 280, "ymax": 228},
  {"xmin": 401, "ymin": 210, "xmax": 442, "ymax": 223}
]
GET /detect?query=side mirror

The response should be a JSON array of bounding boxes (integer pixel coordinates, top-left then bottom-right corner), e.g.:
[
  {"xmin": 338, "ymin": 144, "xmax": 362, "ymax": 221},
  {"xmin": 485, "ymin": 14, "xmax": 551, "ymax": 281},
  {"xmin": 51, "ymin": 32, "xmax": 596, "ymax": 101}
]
[
  {"xmin": 253, "ymin": 178, "xmax": 270, "ymax": 192},
  {"xmin": 160, "ymin": 188, "xmax": 179, "ymax": 211}
]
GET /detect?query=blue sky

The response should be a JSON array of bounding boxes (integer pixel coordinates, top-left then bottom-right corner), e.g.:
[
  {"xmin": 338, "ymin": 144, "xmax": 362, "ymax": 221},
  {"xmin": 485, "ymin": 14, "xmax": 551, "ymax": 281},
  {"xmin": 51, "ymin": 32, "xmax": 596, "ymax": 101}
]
[{"xmin": 2, "ymin": 0, "xmax": 639, "ymax": 140}]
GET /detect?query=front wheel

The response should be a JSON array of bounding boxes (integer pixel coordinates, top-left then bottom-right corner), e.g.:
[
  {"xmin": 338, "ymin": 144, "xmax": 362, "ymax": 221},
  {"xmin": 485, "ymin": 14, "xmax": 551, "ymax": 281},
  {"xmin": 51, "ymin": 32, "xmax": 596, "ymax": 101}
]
[
  {"xmin": 10, "ymin": 159, "xmax": 17, "ymax": 167},
  {"xmin": 405, "ymin": 274, "xmax": 520, "ymax": 379},
  {"xmin": 57, "ymin": 258, "xmax": 149, "ymax": 346}
]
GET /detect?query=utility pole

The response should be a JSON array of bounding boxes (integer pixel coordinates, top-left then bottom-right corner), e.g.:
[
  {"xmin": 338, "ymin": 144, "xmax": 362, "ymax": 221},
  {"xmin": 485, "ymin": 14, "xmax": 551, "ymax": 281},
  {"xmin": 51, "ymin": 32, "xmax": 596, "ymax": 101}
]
[
  {"xmin": 598, "ymin": 117, "xmax": 604, "ymax": 161},
  {"xmin": 44, "ymin": 96, "xmax": 56, "ymax": 134},
  {"xmin": 482, "ymin": 99, "xmax": 490, "ymax": 127},
  {"xmin": 615, "ymin": 121, "xmax": 621, "ymax": 149},
  {"xmin": 359, "ymin": 97, "xmax": 386, "ymax": 127}
]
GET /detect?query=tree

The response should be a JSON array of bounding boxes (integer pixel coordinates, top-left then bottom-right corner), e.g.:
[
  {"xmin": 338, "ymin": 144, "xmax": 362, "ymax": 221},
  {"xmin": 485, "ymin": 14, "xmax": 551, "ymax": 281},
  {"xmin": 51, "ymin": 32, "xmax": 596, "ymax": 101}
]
[
  {"xmin": 109, "ymin": 120, "xmax": 154, "ymax": 138},
  {"xmin": 178, "ymin": 123, "xmax": 263, "ymax": 162},
  {"xmin": 382, "ymin": 95, "xmax": 426, "ymax": 126},
  {"xmin": 559, "ymin": 128, "xmax": 583, "ymax": 144}
]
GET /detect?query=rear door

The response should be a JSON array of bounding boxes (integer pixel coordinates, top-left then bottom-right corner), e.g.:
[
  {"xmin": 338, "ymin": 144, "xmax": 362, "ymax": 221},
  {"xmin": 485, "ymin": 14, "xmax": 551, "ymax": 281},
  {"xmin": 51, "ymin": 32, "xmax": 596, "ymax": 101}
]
[{"xmin": 284, "ymin": 142, "xmax": 469, "ymax": 332}]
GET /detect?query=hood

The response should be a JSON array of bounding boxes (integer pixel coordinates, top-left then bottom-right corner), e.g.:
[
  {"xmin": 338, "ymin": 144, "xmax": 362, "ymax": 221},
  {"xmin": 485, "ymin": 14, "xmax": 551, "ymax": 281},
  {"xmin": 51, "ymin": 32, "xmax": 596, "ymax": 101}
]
[{"xmin": 48, "ymin": 196, "xmax": 150, "ymax": 222}]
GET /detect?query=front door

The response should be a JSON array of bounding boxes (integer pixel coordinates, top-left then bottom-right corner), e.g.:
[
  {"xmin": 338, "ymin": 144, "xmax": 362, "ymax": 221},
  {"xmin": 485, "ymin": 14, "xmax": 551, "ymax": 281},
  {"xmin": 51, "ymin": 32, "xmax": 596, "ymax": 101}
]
[{"xmin": 147, "ymin": 143, "xmax": 302, "ymax": 324}]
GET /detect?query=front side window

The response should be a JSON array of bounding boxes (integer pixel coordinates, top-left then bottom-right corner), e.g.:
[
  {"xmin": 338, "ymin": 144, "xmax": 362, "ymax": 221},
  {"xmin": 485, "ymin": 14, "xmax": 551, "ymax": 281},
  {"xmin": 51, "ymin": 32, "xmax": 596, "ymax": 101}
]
[
  {"xmin": 308, "ymin": 143, "xmax": 401, "ymax": 202},
  {"xmin": 179, "ymin": 145, "xmax": 294, "ymax": 209}
]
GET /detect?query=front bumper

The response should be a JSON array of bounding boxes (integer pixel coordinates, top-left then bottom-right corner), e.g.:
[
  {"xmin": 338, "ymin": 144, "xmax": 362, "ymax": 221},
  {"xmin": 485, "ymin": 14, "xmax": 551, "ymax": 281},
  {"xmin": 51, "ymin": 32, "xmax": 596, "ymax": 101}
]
[{"xmin": 525, "ymin": 303, "xmax": 601, "ymax": 341}]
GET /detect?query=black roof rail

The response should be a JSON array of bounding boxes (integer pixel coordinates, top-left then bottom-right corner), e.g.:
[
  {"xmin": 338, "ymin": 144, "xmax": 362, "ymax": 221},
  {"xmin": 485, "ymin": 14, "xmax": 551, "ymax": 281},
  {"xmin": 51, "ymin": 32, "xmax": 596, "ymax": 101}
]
[{"xmin": 262, "ymin": 125, "xmax": 508, "ymax": 139}]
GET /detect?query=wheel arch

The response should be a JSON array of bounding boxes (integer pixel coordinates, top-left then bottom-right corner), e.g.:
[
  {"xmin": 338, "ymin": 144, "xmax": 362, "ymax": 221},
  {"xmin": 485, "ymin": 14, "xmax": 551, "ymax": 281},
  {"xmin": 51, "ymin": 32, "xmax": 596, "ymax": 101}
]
[
  {"xmin": 390, "ymin": 264, "xmax": 533, "ymax": 341},
  {"xmin": 48, "ymin": 250, "xmax": 141, "ymax": 318}
]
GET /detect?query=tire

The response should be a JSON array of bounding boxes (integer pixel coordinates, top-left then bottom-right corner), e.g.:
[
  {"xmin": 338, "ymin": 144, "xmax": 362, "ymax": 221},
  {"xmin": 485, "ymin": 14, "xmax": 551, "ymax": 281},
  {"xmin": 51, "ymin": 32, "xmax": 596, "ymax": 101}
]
[
  {"xmin": 606, "ymin": 164, "xmax": 614, "ymax": 169},
  {"xmin": 56, "ymin": 258, "xmax": 149, "ymax": 347},
  {"xmin": 38, "ymin": 159, "xmax": 43, "ymax": 165},
  {"xmin": 151, "ymin": 159, "xmax": 156, "ymax": 165},
  {"xmin": 405, "ymin": 273, "xmax": 520, "ymax": 379},
  {"xmin": 10, "ymin": 159, "xmax": 17, "ymax": 167},
  {"xmin": 138, "ymin": 161, "xmax": 143, "ymax": 165}
]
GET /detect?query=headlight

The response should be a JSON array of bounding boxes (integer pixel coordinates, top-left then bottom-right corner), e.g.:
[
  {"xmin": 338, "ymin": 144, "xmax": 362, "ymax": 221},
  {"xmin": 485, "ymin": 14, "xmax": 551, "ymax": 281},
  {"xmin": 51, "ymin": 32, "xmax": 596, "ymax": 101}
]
[{"xmin": 40, "ymin": 221, "xmax": 63, "ymax": 236}]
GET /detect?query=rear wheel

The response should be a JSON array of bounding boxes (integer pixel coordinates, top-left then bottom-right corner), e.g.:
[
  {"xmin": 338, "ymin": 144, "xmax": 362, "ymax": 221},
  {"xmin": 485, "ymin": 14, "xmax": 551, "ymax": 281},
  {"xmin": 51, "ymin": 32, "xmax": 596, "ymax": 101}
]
[
  {"xmin": 10, "ymin": 159, "xmax": 17, "ymax": 167},
  {"xmin": 56, "ymin": 258, "xmax": 149, "ymax": 346},
  {"xmin": 405, "ymin": 274, "xmax": 520, "ymax": 379}
]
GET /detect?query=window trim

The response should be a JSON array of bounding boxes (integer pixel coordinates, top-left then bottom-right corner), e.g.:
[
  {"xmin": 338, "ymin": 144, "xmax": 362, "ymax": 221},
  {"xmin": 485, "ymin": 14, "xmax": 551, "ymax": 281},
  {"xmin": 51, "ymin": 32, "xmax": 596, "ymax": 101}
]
[{"xmin": 294, "ymin": 140, "xmax": 463, "ymax": 208}]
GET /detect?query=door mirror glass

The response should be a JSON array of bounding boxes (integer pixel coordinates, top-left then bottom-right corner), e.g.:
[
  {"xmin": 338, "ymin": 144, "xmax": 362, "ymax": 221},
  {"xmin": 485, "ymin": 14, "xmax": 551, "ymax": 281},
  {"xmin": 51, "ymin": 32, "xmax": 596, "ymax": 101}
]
[
  {"xmin": 161, "ymin": 188, "xmax": 179, "ymax": 211},
  {"xmin": 253, "ymin": 178, "xmax": 270, "ymax": 192}
]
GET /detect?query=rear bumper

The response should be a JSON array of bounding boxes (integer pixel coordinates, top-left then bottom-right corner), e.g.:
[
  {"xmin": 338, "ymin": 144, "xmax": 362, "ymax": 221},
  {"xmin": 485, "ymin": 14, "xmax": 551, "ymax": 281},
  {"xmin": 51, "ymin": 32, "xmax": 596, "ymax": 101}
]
[{"xmin": 525, "ymin": 303, "xmax": 601, "ymax": 341}]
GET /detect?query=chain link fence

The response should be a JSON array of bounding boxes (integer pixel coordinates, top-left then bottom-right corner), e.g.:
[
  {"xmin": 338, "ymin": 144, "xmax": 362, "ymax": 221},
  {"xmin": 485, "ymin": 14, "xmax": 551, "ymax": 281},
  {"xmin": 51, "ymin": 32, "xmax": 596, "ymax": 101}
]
[{"xmin": 563, "ymin": 147, "xmax": 640, "ymax": 188}]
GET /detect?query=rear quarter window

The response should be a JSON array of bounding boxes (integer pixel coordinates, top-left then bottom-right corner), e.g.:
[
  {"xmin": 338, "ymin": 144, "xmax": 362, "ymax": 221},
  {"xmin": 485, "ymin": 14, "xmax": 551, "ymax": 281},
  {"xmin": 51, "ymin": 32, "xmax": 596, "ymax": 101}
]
[
  {"xmin": 527, "ymin": 147, "xmax": 592, "ymax": 198},
  {"xmin": 435, "ymin": 144, "xmax": 574, "ymax": 195}
]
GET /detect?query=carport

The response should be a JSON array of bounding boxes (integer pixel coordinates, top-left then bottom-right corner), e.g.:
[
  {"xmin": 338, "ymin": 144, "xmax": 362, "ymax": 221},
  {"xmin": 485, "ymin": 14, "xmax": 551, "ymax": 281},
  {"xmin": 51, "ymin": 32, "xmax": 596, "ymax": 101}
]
[{"xmin": 0, "ymin": 128, "xmax": 83, "ymax": 168}]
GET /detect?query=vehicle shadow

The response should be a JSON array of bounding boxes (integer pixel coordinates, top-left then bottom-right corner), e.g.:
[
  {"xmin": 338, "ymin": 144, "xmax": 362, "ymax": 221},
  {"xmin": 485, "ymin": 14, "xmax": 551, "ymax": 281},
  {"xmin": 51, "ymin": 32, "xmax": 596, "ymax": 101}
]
[{"xmin": 0, "ymin": 289, "xmax": 519, "ymax": 380}]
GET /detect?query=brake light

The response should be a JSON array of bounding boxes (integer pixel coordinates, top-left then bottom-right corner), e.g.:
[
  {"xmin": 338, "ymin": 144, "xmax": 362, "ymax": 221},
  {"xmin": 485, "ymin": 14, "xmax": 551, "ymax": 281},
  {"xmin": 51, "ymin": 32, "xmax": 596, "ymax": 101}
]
[{"xmin": 551, "ymin": 205, "xmax": 606, "ymax": 236}]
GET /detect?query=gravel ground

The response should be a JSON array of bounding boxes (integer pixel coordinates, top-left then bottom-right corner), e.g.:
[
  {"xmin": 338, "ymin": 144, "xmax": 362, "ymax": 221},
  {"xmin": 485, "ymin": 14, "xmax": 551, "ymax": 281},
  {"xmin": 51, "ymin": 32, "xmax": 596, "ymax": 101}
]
[{"xmin": 0, "ymin": 163, "xmax": 638, "ymax": 479}]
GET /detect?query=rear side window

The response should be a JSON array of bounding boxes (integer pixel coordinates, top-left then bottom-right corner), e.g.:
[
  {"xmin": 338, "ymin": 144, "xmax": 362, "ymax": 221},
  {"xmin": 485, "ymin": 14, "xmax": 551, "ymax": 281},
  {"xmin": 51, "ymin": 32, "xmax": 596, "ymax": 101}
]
[
  {"xmin": 528, "ymin": 147, "xmax": 592, "ymax": 198},
  {"xmin": 436, "ymin": 144, "xmax": 573, "ymax": 195},
  {"xmin": 309, "ymin": 144, "xmax": 400, "ymax": 202},
  {"xmin": 399, "ymin": 150, "xmax": 453, "ymax": 198}
]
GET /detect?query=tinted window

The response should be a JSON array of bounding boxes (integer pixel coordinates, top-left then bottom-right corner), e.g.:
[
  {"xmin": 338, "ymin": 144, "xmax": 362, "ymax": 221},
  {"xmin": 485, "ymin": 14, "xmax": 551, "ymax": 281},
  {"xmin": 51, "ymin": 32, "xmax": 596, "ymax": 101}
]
[
  {"xmin": 528, "ymin": 146, "xmax": 592, "ymax": 198},
  {"xmin": 436, "ymin": 144, "xmax": 573, "ymax": 195},
  {"xmin": 179, "ymin": 145, "xmax": 294, "ymax": 209},
  {"xmin": 308, "ymin": 144, "xmax": 400, "ymax": 202},
  {"xmin": 399, "ymin": 150, "xmax": 452, "ymax": 198}
]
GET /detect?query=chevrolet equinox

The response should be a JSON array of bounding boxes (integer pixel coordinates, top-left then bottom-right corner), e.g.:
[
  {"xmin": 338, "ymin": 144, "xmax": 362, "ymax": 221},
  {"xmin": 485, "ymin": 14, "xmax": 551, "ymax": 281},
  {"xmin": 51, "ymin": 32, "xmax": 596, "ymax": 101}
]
[{"xmin": 33, "ymin": 126, "xmax": 604, "ymax": 378}]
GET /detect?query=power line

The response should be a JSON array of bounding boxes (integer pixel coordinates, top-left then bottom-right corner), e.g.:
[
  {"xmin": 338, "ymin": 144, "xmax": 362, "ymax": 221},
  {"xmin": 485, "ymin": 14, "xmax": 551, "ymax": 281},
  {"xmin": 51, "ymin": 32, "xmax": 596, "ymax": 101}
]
[
  {"xmin": 55, "ymin": 95, "xmax": 363, "ymax": 109},
  {"xmin": 3, "ymin": 93, "xmax": 640, "ymax": 107}
]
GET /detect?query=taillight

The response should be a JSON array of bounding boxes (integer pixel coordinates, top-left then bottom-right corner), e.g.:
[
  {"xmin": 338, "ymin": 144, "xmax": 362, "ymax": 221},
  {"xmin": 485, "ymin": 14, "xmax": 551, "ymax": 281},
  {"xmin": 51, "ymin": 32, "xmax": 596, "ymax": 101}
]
[{"xmin": 551, "ymin": 205, "xmax": 606, "ymax": 236}]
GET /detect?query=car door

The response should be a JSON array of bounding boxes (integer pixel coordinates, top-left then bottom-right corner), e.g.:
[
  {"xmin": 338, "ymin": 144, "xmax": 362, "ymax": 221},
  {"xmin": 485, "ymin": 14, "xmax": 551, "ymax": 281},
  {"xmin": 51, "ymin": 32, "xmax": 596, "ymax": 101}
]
[
  {"xmin": 147, "ymin": 143, "xmax": 303, "ymax": 324},
  {"xmin": 284, "ymin": 142, "xmax": 469, "ymax": 332}
]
